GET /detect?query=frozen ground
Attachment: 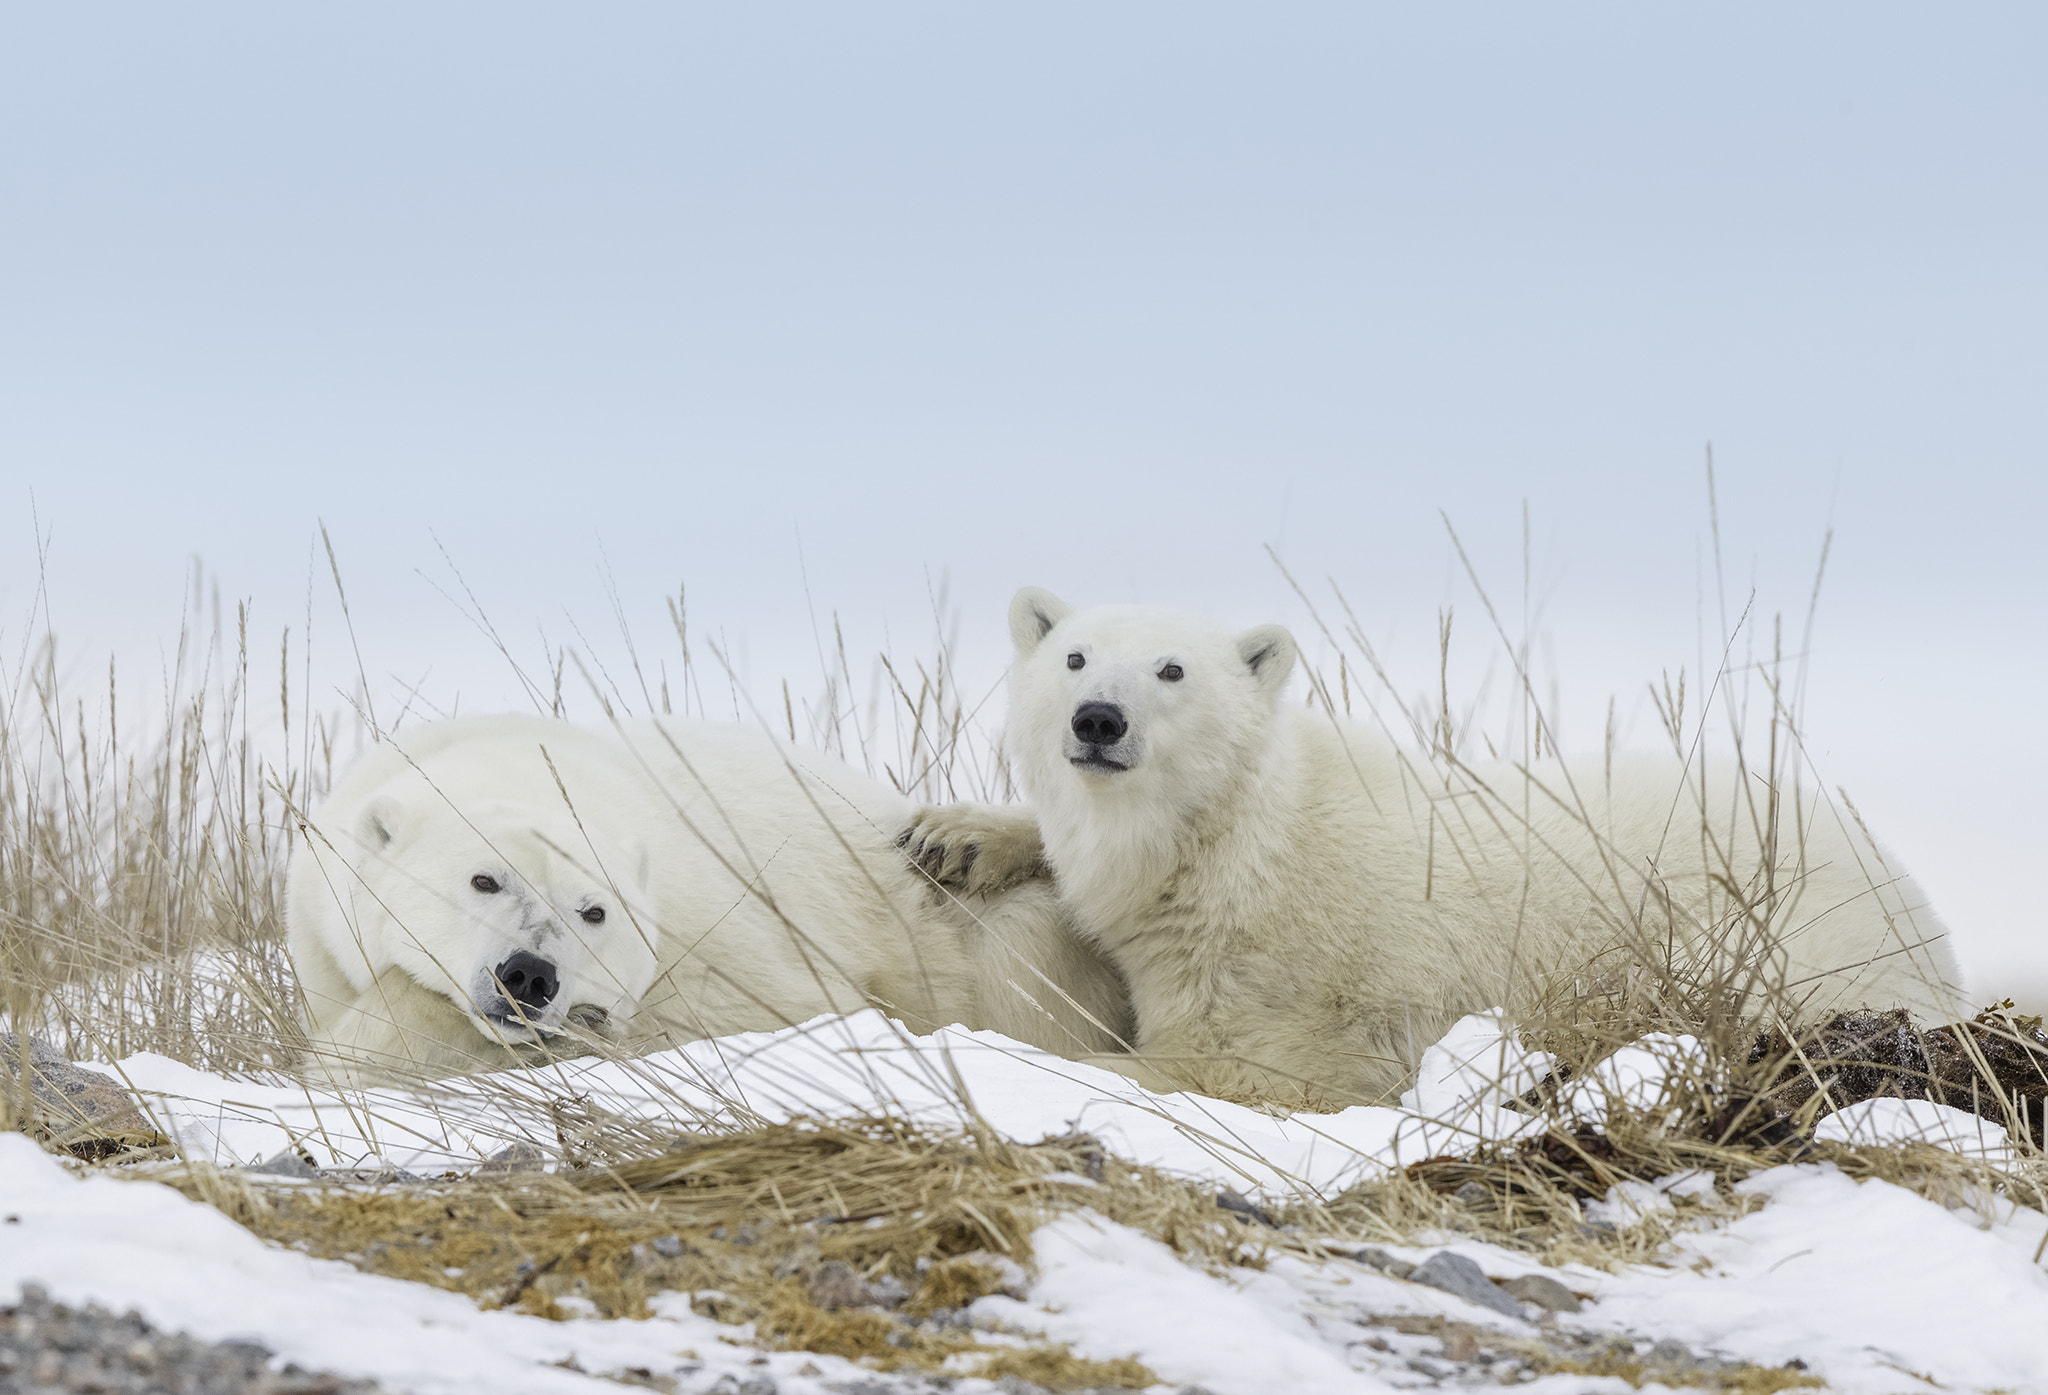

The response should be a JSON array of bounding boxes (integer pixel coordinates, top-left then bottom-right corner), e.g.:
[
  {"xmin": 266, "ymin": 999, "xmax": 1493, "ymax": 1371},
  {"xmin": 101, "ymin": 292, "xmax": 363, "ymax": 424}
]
[{"xmin": 4, "ymin": 1012, "xmax": 2045, "ymax": 1394}]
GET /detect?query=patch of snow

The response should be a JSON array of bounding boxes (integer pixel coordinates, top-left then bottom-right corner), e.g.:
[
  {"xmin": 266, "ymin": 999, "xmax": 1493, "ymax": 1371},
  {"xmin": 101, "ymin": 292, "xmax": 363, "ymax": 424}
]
[
  {"xmin": 1814, "ymin": 1096, "xmax": 2016, "ymax": 1161},
  {"xmin": 1581, "ymin": 1169, "xmax": 1718, "ymax": 1228},
  {"xmin": 1550, "ymin": 1033, "xmax": 1702, "ymax": 1122},
  {"xmin": 1393, "ymin": 1008, "xmax": 1553, "ymax": 1154},
  {"xmin": 1577, "ymin": 1161, "xmax": 2048, "ymax": 1393},
  {"xmin": 973, "ymin": 1212, "xmax": 1400, "ymax": 1394},
  {"xmin": 103, "ymin": 1009, "xmax": 1565, "ymax": 1200}
]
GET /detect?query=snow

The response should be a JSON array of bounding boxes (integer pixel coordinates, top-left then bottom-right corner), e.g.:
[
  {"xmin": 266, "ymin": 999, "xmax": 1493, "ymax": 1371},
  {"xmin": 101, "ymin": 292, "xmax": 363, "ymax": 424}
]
[
  {"xmin": 1814, "ymin": 1095, "xmax": 2018, "ymax": 1161},
  {"xmin": 103, "ymin": 1007, "xmax": 1557, "ymax": 1198},
  {"xmin": 978, "ymin": 1174, "xmax": 2048, "ymax": 1395},
  {"xmin": 976, "ymin": 1214, "xmax": 1392, "ymax": 1395},
  {"xmin": 1586, "ymin": 1162, "xmax": 2048, "ymax": 1393},
  {"xmin": 10, "ymin": 1010, "xmax": 2048, "ymax": 1394}
]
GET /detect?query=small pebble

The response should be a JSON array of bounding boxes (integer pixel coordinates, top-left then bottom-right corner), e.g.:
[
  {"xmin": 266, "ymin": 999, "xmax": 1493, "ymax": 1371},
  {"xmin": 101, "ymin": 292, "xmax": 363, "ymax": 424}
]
[
  {"xmin": 1500, "ymin": 1273, "xmax": 1583, "ymax": 1313},
  {"xmin": 1214, "ymin": 1189, "xmax": 1279, "ymax": 1228},
  {"xmin": 708, "ymin": 1374, "xmax": 777, "ymax": 1395},
  {"xmin": 477, "ymin": 1142, "xmax": 545, "ymax": 1174},
  {"xmin": 1651, "ymin": 1336, "xmax": 1694, "ymax": 1365},
  {"xmin": 1353, "ymin": 1247, "xmax": 1415, "ymax": 1279},
  {"xmin": 1408, "ymin": 1250, "xmax": 1523, "ymax": 1319},
  {"xmin": 806, "ymin": 1261, "xmax": 877, "ymax": 1311}
]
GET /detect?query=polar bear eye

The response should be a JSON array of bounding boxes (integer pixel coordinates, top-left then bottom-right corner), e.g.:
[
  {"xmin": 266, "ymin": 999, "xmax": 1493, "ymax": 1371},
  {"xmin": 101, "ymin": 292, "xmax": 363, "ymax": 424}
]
[
  {"xmin": 471, "ymin": 874, "xmax": 501, "ymax": 894},
  {"xmin": 1067, "ymin": 652, "xmax": 1085, "ymax": 671},
  {"xmin": 581, "ymin": 906, "xmax": 606, "ymax": 925},
  {"xmin": 1159, "ymin": 664, "xmax": 1185, "ymax": 682}
]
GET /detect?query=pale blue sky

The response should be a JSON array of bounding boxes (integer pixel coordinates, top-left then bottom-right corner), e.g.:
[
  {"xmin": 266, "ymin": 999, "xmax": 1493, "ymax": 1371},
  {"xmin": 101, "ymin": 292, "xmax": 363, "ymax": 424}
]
[{"xmin": 4, "ymin": 6, "xmax": 2043, "ymax": 997}]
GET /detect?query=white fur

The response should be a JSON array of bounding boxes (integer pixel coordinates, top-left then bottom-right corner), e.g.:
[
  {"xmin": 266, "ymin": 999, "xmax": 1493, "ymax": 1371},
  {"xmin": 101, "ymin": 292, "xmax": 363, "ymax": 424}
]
[
  {"xmin": 904, "ymin": 589, "xmax": 1963, "ymax": 1108},
  {"xmin": 288, "ymin": 714, "xmax": 1132, "ymax": 1081}
]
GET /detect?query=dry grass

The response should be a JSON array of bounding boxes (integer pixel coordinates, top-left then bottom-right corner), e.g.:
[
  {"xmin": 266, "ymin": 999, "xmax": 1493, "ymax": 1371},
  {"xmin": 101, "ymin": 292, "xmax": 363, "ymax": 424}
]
[
  {"xmin": 1, "ymin": 570, "xmax": 322, "ymax": 1090},
  {"xmin": 145, "ymin": 1116, "xmax": 1285, "ymax": 1386}
]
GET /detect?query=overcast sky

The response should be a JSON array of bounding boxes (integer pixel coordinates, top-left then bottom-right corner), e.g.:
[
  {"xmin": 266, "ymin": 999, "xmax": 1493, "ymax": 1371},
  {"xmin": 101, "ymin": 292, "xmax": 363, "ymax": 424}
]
[{"xmin": 4, "ymin": 5, "xmax": 2043, "ymax": 1000}]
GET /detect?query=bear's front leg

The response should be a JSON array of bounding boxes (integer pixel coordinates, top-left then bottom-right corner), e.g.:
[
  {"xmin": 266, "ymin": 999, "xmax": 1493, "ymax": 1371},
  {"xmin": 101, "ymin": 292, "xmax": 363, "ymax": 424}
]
[{"xmin": 898, "ymin": 802, "xmax": 1049, "ymax": 895}]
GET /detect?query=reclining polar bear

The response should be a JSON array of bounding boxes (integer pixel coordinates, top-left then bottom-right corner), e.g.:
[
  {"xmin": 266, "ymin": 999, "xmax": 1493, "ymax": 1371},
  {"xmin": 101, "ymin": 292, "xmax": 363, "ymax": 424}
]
[
  {"xmin": 287, "ymin": 714, "xmax": 1132, "ymax": 1081},
  {"xmin": 903, "ymin": 589, "xmax": 1964, "ymax": 1108}
]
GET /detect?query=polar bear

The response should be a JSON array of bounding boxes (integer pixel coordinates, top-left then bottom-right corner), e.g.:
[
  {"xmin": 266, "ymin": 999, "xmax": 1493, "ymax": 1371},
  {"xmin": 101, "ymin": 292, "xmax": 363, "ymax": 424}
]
[
  {"xmin": 902, "ymin": 589, "xmax": 1964, "ymax": 1108},
  {"xmin": 288, "ymin": 714, "xmax": 1133, "ymax": 1082}
]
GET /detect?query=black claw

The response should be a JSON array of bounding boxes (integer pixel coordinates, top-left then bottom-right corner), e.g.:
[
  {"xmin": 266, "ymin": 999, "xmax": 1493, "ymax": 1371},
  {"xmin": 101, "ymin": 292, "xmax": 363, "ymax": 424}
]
[
  {"xmin": 895, "ymin": 827, "xmax": 914, "ymax": 848},
  {"xmin": 958, "ymin": 845, "xmax": 979, "ymax": 880},
  {"xmin": 920, "ymin": 843, "xmax": 946, "ymax": 875}
]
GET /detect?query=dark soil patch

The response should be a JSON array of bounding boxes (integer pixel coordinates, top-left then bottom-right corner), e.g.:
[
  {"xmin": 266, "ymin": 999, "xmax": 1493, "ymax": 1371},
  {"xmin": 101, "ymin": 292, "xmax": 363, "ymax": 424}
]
[{"xmin": 1753, "ymin": 1003, "xmax": 2048, "ymax": 1145}]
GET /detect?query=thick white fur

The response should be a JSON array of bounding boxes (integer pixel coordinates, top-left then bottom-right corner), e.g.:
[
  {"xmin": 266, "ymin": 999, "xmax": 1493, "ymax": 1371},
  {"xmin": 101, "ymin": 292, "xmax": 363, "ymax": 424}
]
[
  {"xmin": 903, "ymin": 589, "xmax": 1963, "ymax": 1108},
  {"xmin": 288, "ymin": 714, "xmax": 1132, "ymax": 1081}
]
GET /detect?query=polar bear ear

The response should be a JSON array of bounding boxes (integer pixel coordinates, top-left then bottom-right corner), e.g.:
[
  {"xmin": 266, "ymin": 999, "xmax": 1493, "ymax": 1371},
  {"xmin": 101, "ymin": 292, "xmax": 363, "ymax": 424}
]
[
  {"xmin": 1235, "ymin": 625, "xmax": 1297, "ymax": 696},
  {"xmin": 1009, "ymin": 587, "xmax": 1073, "ymax": 654},
  {"xmin": 355, "ymin": 794, "xmax": 410, "ymax": 853}
]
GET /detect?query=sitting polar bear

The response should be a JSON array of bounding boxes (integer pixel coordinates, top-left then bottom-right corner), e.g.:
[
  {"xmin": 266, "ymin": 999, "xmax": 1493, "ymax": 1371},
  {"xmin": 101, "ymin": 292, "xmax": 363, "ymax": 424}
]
[
  {"xmin": 287, "ymin": 714, "xmax": 1133, "ymax": 1081},
  {"xmin": 903, "ymin": 588, "xmax": 1964, "ymax": 1109}
]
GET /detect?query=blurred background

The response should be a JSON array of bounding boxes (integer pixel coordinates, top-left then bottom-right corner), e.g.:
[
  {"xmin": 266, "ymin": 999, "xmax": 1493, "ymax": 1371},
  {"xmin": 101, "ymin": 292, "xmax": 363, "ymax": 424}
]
[{"xmin": 3, "ymin": 5, "xmax": 2042, "ymax": 1004}]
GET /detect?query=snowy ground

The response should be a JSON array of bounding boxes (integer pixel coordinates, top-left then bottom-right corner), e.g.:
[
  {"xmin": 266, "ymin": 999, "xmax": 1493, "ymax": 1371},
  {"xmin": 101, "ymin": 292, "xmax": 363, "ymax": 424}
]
[{"xmin": 5, "ymin": 1012, "xmax": 2046, "ymax": 1394}]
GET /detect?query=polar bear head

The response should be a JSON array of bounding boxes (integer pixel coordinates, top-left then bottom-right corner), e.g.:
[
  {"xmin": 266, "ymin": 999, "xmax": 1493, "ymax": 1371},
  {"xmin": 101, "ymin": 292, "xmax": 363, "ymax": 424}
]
[
  {"xmin": 333, "ymin": 780, "xmax": 659, "ymax": 1048},
  {"xmin": 1004, "ymin": 587, "xmax": 1297, "ymax": 841}
]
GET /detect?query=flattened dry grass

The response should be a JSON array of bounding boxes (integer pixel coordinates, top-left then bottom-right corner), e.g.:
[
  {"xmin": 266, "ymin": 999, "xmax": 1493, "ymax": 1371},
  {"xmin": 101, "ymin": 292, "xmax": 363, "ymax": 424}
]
[{"xmin": 150, "ymin": 1116, "xmax": 1265, "ymax": 1386}]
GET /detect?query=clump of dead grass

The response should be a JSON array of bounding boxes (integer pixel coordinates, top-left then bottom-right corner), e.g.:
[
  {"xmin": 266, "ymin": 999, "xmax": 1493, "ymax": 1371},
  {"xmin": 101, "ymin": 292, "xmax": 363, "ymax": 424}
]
[
  {"xmin": 1316, "ymin": 985, "xmax": 2048, "ymax": 1275},
  {"xmin": 148, "ymin": 1115, "xmax": 1254, "ymax": 1386},
  {"xmin": 1, "ymin": 568, "xmax": 322, "ymax": 1079}
]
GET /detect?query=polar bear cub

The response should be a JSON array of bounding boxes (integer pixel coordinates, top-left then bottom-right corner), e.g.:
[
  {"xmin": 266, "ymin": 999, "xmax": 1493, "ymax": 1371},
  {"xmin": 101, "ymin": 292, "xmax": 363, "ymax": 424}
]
[
  {"xmin": 903, "ymin": 589, "xmax": 1963, "ymax": 1108},
  {"xmin": 288, "ymin": 714, "xmax": 1132, "ymax": 1081}
]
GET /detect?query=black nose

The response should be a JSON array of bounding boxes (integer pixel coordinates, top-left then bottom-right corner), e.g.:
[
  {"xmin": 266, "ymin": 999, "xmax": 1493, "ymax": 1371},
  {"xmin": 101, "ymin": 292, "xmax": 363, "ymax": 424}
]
[
  {"xmin": 1071, "ymin": 702, "xmax": 1128, "ymax": 745},
  {"xmin": 492, "ymin": 950, "xmax": 559, "ymax": 1014}
]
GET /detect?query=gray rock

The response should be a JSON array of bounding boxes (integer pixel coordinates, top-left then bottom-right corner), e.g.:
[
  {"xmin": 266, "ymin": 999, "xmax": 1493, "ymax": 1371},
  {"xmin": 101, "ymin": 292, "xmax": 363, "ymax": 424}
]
[
  {"xmin": 1353, "ymin": 1247, "xmax": 1416, "ymax": 1280},
  {"xmin": 1650, "ymin": 1337, "xmax": 1695, "ymax": 1365},
  {"xmin": 709, "ymin": 1376, "xmax": 778, "ymax": 1395},
  {"xmin": 1214, "ymin": 1188, "xmax": 1278, "ymax": 1228},
  {"xmin": 1408, "ymin": 1250, "xmax": 1523, "ymax": 1319},
  {"xmin": 1453, "ymin": 1180, "xmax": 1492, "ymax": 1207},
  {"xmin": 808, "ymin": 1261, "xmax": 866, "ymax": 1310},
  {"xmin": 1499, "ymin": 1273, "xmax": 1582, "ymax": 1313},
  {"xmin": 242, "ymin": 1150, "xmax": 320, "ymax": 1179},
  {"xmin": 0, "ymin": 1033, "xmax": 164, "ymax": 1155},
  {"xmin": 807, "ymin": 1261, "xmax": 904, "ymax": 1311},
  {"xmin": 652, "ymin": 1233, "xmax": 684, "ymax": 1258},
  {"xmin": 476, "ymin": 1141, "xmax": 546, "ymax": 1174}
]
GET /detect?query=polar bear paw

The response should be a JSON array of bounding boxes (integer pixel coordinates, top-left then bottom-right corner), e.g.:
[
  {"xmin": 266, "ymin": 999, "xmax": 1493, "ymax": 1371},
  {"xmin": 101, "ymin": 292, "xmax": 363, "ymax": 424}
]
[{"xmin": 898, "ymin": 802, "xmax": 1049, "ymax": 895}]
